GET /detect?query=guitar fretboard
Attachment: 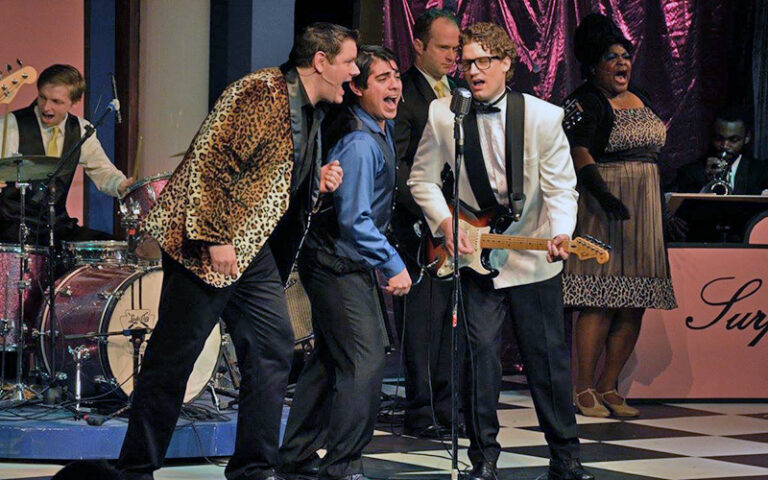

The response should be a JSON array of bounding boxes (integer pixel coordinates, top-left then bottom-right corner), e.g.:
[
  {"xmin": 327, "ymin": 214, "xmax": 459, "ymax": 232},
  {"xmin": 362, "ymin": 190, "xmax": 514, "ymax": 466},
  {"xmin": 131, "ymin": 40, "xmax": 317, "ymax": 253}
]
[{"xmin": 479, "ymin": 233, "xmax": 574, "ymax": 252}]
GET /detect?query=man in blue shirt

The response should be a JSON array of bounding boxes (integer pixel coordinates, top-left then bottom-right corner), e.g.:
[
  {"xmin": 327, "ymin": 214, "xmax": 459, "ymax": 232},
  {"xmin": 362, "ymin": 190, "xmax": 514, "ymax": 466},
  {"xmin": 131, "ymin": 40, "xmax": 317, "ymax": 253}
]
[{"xmin": 280, "ymin": 45, "xmax": 410, "ymax": 480}]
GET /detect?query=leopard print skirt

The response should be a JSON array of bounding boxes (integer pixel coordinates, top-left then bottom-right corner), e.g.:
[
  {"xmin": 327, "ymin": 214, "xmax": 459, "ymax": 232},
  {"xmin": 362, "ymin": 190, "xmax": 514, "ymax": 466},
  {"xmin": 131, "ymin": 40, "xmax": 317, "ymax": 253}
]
[{"xmin": 563, "ymin": 161, "xmax": 677, "ymax": 310}]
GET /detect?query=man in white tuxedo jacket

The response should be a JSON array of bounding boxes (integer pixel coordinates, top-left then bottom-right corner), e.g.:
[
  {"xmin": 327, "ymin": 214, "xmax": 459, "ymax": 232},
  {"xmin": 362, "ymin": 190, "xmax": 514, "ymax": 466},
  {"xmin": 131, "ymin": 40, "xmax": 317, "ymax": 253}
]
[{"xmin": 408, "ymin": 23, "xmax": 592, "ymax": 480}]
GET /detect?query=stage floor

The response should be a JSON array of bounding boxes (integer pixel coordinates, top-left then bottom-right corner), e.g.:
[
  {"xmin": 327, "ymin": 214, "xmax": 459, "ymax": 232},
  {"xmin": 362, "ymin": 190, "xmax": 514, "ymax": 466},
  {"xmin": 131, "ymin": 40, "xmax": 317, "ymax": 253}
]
[{"xmin": 1, "ymin": 376, "xmax": 768, "ymax": 479}]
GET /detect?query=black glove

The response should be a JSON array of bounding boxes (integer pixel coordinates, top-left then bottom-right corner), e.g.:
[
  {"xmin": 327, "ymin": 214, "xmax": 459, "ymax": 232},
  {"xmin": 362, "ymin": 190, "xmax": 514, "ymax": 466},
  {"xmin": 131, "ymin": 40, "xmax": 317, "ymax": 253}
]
[{"xmin": 577, "ymin": 163, "xmax": 630, "ymax": 221}]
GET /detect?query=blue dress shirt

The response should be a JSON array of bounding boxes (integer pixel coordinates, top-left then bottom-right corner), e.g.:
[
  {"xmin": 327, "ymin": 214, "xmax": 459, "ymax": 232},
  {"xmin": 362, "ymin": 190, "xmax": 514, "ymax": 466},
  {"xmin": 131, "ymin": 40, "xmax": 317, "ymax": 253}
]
[{"xmin": 327, "ymin": 105, "xmax": 405, "ymax": 278}]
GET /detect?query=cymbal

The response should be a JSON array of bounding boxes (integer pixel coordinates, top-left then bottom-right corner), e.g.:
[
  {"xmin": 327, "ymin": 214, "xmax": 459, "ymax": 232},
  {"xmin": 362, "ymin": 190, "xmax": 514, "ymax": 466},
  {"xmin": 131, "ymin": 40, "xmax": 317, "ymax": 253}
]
[{"xmin": 0, "ymin": 155, "xmax": 62, "ymax": 182}]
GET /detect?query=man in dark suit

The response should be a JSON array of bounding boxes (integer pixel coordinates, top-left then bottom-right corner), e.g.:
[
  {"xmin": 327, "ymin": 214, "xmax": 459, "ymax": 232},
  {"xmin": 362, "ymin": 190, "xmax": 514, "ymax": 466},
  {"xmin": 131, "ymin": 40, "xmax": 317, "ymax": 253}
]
[
  {"xmin": 392, "ymin": 8, "xmax": 462, "ymax": 439},
  {"xmin": 676, "ymin": 105, "xmax": 768, "ymax": 195}
]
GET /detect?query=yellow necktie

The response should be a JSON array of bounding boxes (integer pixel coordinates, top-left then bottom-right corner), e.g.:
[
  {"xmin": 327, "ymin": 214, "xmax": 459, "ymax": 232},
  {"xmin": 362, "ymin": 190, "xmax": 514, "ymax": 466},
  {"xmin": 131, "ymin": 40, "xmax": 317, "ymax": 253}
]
[
  {"xmin": 46, "ymin": 126, "xmax": 60, "ymax": 157},
  {"xmin": 434, "ymin": 82, "xmax": 449, "ymax": 99}
]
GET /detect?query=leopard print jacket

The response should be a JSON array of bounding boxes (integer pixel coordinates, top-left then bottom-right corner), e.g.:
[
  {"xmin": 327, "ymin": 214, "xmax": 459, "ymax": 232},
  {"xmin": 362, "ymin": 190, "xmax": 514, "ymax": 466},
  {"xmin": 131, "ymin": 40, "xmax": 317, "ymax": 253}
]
[{"xmin": 143, "ymin": 67, "xmax": 294, "ymax": 287}]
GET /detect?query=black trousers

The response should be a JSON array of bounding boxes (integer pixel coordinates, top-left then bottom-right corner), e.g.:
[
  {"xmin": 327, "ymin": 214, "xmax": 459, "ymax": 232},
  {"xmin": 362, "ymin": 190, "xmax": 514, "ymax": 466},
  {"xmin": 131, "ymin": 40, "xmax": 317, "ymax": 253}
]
[
  {"xmin": 280, "ymin": 250, "xmax": 386, "ymax": 479},
  {"xmin": 399, "ymin": 274, "xmax": 457, "ymax": 429},
  {"xmin": 117, "ymin": 245, "xmax": 294, "ymax": 480},
  {"xmin": 461, "ymin": 272, "xmax": 579, "ymax": 466}
]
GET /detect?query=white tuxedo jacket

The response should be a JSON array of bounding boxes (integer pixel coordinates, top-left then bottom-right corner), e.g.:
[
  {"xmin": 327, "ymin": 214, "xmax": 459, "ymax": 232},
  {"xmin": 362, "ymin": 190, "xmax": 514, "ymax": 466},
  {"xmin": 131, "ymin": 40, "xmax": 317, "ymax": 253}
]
[{"xmin": 408, "ymin": 94, "xmax": 578, "ymax": 289}]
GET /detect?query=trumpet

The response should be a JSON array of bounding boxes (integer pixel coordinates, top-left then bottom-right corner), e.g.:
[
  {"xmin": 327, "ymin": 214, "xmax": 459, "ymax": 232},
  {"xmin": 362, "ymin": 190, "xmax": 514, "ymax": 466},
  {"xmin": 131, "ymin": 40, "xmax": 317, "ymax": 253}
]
[{"xmin": 701, "ymin": 150, "xmax": 732, "ymax": 195}]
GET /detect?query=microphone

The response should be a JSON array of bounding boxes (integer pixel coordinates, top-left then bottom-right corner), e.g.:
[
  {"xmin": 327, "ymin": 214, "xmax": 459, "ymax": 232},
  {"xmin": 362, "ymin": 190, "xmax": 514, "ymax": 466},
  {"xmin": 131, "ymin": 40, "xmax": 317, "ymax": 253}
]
[
  {"xmin": 107, "ymin": 99, "xmax": 121, "ymax": 114},
  {"xmin": 449, "ymin": 87, "xmax": 472, "ymax": 117},
  {"xmin": 110, "ymin": 73, "xmax": 122, "ymax": 124}
]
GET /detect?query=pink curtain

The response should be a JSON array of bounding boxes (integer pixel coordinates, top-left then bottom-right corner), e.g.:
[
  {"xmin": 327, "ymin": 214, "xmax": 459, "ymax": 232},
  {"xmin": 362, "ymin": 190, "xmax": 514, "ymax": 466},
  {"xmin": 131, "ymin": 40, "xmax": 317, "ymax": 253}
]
[{"xmin": 383, "ymin": 0, "xmax": 740, "ymax": 180}]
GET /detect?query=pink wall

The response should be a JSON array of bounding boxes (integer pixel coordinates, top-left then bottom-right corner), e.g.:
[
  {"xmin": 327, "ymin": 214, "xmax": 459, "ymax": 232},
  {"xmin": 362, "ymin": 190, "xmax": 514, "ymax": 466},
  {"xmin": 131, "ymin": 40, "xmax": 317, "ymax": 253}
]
[{"xmin": 0, "ymin": 0, "xmax": 85, "ymax": 224}]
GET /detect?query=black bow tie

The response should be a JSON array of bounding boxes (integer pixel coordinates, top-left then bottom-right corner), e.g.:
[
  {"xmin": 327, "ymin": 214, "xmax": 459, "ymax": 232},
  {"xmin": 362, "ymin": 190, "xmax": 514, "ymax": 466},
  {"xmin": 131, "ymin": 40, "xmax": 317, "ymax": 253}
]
[
  {"xmin": 473, "ymin": 90, "xmax": 507, "ymax": 114},
  {"xmin": 474, "ymin": 102, "xmax": 501, "ymax": 114}
]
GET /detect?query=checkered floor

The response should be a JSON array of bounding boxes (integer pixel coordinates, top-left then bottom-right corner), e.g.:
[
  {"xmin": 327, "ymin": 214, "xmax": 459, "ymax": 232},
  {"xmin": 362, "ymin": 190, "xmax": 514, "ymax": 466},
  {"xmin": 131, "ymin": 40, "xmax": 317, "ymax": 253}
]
[
  {"xmin": 370, "ymin": 377, "xmax": 768, "ymax": 480},
  {"xmin": 2, "ymin": 376, "xmax": 768, "ymax": 479}
]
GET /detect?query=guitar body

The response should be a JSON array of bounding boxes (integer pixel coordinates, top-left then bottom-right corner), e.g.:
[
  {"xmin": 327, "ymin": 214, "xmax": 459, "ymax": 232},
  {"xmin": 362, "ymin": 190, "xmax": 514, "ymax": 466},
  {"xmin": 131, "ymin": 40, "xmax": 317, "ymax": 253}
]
[
  {"xmin": 421, "ymin": 204, "xmax": 515, "ymax": 279},
  {"xmin": 419, "ymin": 202, "xmax": 610, "ymax": 279}
]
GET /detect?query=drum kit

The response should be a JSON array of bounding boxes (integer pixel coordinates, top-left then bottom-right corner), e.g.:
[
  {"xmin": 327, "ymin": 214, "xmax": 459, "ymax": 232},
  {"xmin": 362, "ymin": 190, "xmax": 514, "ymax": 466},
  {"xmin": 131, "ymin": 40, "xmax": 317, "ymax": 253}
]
[
  {"xmin": 0, "ymin": 159, "xmax": 225, "ymax": 414},
  {"xmin": 0, "ymin": 61, "xmax": 307, "ymax": 419}
]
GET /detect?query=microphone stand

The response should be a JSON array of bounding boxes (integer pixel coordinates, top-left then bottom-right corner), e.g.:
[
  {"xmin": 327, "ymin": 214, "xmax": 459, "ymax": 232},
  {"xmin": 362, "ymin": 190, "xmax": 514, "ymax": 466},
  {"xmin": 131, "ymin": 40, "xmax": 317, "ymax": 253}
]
[
  {"xmin": 41, "ymin": 101, "xmax": 119, "ymax": 379},
  {"xmin": 451, "ymin": 112, "xmax": 465, "ymax": 480}
]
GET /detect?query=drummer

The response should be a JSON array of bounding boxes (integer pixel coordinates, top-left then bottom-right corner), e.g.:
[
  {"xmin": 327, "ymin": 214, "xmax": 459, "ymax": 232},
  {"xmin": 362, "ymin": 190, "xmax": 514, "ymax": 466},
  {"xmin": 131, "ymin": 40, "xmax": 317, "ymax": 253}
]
[{"xmin": 0, "ymin": 64, "xmax": 133, "ymax": 245}]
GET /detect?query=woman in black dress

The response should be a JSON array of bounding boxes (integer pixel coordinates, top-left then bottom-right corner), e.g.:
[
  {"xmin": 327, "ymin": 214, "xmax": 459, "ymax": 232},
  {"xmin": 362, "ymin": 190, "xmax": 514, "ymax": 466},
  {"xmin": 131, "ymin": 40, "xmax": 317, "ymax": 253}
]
[{"xmin": 563, "ymin": 14, "xmax": 676, "ymax": 418}]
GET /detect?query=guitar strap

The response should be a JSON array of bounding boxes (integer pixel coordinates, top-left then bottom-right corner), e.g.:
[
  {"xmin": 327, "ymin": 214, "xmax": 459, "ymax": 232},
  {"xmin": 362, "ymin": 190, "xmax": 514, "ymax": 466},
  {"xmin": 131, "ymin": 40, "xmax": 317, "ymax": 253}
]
[
  {"xmin": 463, "ymin": 112, "xmax": 499, "ymax": 210},
  {"xmin": 462, "ymin": 89, "xmax": 526, "ymax": 219},
  {"xmin": 505, "ymin": 90, "xmax": 525, "ymax": 220}
]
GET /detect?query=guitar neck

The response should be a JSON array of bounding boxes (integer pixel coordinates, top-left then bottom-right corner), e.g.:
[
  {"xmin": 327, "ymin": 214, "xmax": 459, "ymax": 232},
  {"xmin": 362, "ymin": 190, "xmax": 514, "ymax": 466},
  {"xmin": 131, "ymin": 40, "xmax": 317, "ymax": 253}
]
[{"xmin": 479, "ymin": 233, "xmax": 572, "ymax": 252}]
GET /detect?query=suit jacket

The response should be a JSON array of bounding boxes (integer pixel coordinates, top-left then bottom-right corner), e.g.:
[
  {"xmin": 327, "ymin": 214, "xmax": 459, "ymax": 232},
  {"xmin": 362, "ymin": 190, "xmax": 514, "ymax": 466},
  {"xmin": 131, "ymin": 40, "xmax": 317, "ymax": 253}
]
[
  {"xmin": 144, "ymin": 67, "xmax": 295, "ymax": 288},
  {"xmin": 675, "ymin": 155, "xmax": 768, "ymax": 195},
  {"xmin": 408, "ymin": 94, "xmax": 578, "ymax": 289}
]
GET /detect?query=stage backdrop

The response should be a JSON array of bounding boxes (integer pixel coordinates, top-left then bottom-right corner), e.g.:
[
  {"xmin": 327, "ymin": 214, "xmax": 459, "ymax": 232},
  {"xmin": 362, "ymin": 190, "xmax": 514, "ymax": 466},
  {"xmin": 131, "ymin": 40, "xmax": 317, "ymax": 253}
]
[{"xmin": 383, "ymin": 0, "xmax": 739, "ymax": 181}]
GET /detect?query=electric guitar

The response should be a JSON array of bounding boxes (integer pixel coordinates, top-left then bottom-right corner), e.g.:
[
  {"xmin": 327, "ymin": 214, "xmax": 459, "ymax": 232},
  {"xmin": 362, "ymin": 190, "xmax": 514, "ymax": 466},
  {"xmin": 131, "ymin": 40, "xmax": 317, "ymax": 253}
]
[{"xmin": 420, "ymin": 204, "xmax": 610, "ymax": 279}]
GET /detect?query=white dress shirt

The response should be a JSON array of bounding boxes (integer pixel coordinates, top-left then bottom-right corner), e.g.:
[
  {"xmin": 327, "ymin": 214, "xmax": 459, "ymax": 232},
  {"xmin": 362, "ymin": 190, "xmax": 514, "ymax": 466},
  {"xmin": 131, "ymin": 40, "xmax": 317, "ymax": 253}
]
[
  {"xmin": 476, "ymin": 93, "xmax": 510, "ymax": 206},
  {"xmin": 0, "ymin": 106, "xmax": 126, "ymax": 197}
]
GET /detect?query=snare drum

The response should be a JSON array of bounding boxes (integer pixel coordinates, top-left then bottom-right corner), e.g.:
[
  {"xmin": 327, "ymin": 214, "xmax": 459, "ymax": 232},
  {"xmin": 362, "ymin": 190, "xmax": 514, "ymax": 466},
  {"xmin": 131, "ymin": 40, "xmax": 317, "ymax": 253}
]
[
  {"xmin": 63, "ymin": 240, "xmax": 128, "ymax": 266},
  {"xmin": 121, "ymin": 172, "xmax": 172, "ymax": 219},
  {"xmin": 0, "ymin": 243, "xmax": 46, "ymax": 350},
  {"xmin": 39, "ymin": 264, "xmax": 221, "ymax": 403}
]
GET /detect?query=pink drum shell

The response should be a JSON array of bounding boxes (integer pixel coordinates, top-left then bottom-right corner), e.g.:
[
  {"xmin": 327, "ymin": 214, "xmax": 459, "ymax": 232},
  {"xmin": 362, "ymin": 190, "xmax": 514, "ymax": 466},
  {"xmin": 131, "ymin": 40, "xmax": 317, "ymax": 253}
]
[
  {"xmin": 121, "ymin": 172, "xmax": 172, "ymax": 220},
  {"xmin": 0, "ymin": 243, "xmax": 47, "ymax": 350}
]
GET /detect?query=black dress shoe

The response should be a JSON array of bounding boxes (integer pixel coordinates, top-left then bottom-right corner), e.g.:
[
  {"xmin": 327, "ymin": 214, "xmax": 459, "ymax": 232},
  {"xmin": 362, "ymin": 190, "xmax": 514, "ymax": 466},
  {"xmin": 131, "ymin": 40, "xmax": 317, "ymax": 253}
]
[
  {"xmin": 405, "ymin": 422, "xmax": 468, "ymax": 439},
  {"xmin": 548, "ymin": 459, "xmax": 594, "ymax": 480},
  {"xmin": 283, "ymin": 473, "xmax": 317, "ymax": 480},
  {"xmin": 281, "ymin": 457, "xmax": 320, "ymax": 480},
  {"xmin": 282, "ymin": 467, "xmax": 319, "ymax": 480},
  {"xmin": 404, "ymin": 423, "xmax": 450, "ymax": 439},
  {"xmin": 467, "ymin": 461, "xmax": 497, "ymax": 480},
  {"xmin": 319, "ymin": 475, "xmax": 369, "ymax": 480}
]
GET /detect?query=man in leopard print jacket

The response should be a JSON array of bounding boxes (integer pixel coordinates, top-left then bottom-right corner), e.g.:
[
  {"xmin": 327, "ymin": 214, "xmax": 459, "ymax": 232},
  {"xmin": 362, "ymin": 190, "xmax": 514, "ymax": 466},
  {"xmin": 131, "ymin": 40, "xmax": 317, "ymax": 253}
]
[{"xmin": 116, "ymin": 23, "xmax": 359, "ymax": 480}]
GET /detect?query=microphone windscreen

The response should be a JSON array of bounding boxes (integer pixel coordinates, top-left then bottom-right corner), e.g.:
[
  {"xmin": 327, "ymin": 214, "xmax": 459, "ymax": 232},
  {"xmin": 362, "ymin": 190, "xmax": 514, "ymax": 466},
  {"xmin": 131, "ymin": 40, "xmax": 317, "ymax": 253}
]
[{"xmin": 449, "ymin": 88, "xmax": 472, "ymax": 116}]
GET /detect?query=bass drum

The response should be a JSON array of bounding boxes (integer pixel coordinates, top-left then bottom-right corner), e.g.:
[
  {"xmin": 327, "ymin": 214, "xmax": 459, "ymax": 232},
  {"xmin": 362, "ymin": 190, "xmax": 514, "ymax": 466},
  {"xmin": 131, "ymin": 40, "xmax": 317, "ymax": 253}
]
[{"xmin": 39, "ymin": 265, "xmax": 221, "ymax": 403}]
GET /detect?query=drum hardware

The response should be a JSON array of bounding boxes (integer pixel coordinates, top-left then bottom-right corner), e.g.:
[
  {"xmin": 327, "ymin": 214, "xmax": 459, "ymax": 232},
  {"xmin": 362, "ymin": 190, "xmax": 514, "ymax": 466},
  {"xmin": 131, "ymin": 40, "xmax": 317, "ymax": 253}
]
[
  {"xmin": 93, "ymin": 375, "xmax": 117, "ymax": 387},
  {"xmin": 0, "ymin": 155, "xmax": 39, "ymax": 404},
  {"xmin": 120, "ymin": 199, "xmax": 142, "ymax": 263},
  {"xmin": 98, "ymin": 290, "xmax": 115, "ymax": 300},
  {"xmin": 69, "ymin": 345, "xmax": 91, "ymax": 412},
  {"xmin": 209, "ymin": 383, "xmax": 222, "ymax": 413},
  {"xmin": 64, "ymin": 327, "xmax": 153, "ymax": 395},
  {"xmin": 219, "ymin": 332, "xmax": 241, "ymax": 389},
  {"xmin": 143, "ymin": 183, "xmax": 157, "ymax": 202}
]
